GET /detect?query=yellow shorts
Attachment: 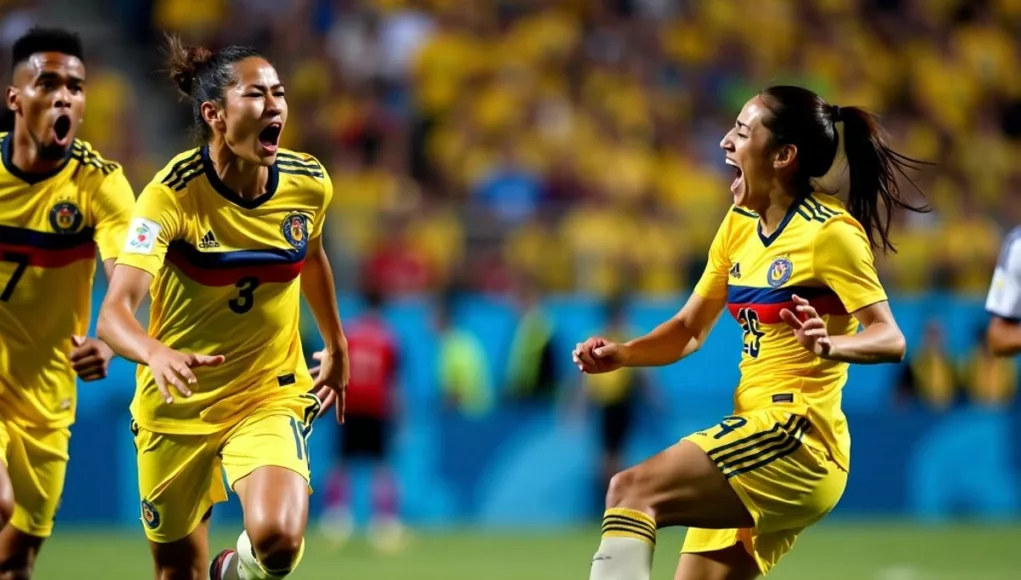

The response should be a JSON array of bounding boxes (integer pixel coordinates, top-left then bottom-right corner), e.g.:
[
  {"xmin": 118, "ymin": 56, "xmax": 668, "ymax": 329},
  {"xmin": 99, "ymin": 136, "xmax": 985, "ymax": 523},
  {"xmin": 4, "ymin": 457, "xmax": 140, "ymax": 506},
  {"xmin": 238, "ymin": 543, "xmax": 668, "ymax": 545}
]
[
  {"xmin": 680, "ymin": 408, "xmax": 847, "ymax": 574},
  {"xmin": 0, "ymin": 420, "xmax": 70, "ymax": 538},
  {"xmin": 132, "ymin": 393, "xmax": 321, "ymax": 543}
]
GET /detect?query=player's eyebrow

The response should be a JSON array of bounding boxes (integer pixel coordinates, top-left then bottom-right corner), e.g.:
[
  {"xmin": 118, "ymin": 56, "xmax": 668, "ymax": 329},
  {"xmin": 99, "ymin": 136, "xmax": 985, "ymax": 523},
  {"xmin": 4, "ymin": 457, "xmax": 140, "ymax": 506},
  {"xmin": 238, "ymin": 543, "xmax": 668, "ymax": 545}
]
[
  {"xmin": 247, "ymin": 83, "xmax": 284, "ymax": 92},
  {"xmin": 34, "ymin": 70, "xmax": 84, "ymax": 83},
  {"xmin": 736, "ymin": 120, "xmax": 749, "ymax": 130}
]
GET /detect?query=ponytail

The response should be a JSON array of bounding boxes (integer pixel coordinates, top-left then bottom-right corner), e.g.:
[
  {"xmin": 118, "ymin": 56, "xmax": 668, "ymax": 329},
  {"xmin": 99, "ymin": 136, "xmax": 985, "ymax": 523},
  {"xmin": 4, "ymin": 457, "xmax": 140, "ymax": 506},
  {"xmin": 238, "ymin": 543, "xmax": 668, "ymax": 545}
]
[
  {"xmin": 161, "ymin": 34, "xmax": 261, "ymax": 142},
  {"xmin": 165, "ymin": 33, "xmax": 214, "ymax": 99},
  {"xmin": 838, "ymin": 106, "xmax": 930, "ymax": 253}
]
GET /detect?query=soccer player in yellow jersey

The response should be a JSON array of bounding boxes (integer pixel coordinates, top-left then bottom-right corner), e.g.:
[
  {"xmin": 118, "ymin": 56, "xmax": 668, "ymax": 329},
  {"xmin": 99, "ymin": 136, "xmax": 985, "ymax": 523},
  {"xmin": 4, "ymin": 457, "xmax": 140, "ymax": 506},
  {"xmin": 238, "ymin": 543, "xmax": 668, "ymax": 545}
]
[
  {"xmin": 0, "ymin": 28, "xmax": 134, "ymax": 578},
  {"xmin": 96, "ymin": 37, "xmax": 349, "ymax": 580},
  {"xmin": 575, "ymin": 85, "xmax": 929, "ymax": 580}
]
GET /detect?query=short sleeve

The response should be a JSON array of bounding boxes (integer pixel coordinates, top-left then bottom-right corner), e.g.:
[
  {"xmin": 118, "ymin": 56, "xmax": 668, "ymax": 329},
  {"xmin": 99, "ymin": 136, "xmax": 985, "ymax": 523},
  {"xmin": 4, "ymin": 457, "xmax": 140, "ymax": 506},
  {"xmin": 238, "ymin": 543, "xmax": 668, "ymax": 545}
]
[
  {"xmin": 91, "ymin": 168, "xmax": 136, "ymax": 262},
  {"xmin": 813, "ymin": 217, "xmax": 887, "ymax": 313},
  {"xmin": 692, "ymin": 213, "xmax": 732, "ymax": 300},
  {"xmin": 311, "ymin": 166, "xmax": 333, "ymax": 240},
  {"xmin": 115, "ymin": 183, "xmax": 183, "ymax": 277},
  {"xmin": 985, "ymin": 230, "xmax": 1021, "ymax": 320}
]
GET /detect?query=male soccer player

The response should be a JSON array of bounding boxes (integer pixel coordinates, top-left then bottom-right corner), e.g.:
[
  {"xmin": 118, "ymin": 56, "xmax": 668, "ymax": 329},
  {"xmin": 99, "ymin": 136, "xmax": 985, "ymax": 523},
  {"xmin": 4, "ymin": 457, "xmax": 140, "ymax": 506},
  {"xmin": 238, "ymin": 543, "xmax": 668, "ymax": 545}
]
[
  {"xmin": 0, "ymin": 28, "xmax": 134, "ymax": 578},
  {"xmin": 984, "ymin": 228, "xmax": 1021, "ymax": 356}
]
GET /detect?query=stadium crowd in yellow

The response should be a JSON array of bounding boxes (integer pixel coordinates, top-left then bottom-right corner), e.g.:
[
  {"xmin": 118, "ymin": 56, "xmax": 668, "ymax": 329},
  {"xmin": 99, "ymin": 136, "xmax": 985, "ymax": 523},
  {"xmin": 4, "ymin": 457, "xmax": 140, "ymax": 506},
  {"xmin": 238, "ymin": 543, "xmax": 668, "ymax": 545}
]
[{"xmin": 112, "ymin": 0, "xmax": 1021, "ymax": 297}]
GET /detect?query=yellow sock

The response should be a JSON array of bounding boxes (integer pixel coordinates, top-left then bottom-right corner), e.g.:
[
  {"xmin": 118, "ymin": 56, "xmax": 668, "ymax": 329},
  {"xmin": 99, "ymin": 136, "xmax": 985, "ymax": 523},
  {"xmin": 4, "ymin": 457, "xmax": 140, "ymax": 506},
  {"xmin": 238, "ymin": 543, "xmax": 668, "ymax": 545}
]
[{"xmin": 601, "ymin": 507, "xmax": 657, "ymax": 546}]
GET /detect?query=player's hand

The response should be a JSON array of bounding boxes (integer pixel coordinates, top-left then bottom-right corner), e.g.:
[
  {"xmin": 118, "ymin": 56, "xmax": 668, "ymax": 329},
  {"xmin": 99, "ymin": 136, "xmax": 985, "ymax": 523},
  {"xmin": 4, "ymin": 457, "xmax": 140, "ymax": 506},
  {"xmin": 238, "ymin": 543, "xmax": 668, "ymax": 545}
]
[
  {"xmin": 573, "ymin": 337, "xmax": 629, "ymax": 374},
  {"xmin": 69, "ymin": 335, "xmax": 115, "ymax": 382},
  {"xmin": 780, "ymin": 294, "xmax": 831, "ymax": 358},
  {"xmin": 146, "ymin": 345, "xmax": 225, "ymax": 404},
  {"xmin": 309, "ymin": 348, "xmax": 349, "ymax": 424}
]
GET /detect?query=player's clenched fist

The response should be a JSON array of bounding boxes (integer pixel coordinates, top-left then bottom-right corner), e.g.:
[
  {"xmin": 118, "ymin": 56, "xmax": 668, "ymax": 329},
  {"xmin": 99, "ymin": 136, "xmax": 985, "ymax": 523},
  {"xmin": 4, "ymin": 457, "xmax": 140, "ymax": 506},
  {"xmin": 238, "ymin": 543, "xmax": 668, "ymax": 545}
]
[
  {"xmin": 146, "ymin": 346, "xmax": 225, "ymax": 404},
  {"xmin": 573, "ymin": 337, "xmax": 630, "ymax": 374},
  {"xmin": 309, "ymin": 348, "xmax": 350, "ymax": 423},
  {"xmin": 69, "ymin": 335, "xmax": 115, "ymax": 382}
]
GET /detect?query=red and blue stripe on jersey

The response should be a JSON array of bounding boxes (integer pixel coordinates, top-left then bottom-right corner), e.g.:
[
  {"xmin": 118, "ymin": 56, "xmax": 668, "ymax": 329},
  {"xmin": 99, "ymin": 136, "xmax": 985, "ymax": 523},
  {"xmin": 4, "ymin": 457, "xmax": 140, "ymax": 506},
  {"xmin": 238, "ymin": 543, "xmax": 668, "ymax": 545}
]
[
  {"xmin": 166, "ymin": 240, "xmax": 306, "ymax": 286},
  {"xmin": 727, "ymin": 285, "xmax": 847, "ymax": 324},
  {"xmin": 0, "ymin": 224, "xmax": 96, "ymax": 267}
]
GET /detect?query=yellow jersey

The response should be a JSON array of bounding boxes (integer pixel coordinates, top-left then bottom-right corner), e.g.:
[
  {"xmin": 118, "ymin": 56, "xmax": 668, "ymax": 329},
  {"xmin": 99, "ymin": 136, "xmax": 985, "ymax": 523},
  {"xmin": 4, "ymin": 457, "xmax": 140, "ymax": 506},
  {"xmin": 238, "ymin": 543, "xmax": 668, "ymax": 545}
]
[
  {"xmin": 0, "ymin": 133, "xmax": 135, "ymax": 428},
  {"xmin": 693, "ymin": 194, "xmax": 888, "ymax": 470},
  {"xmin": 117, "ymin": 146, "xmax": 333, "ymax": 435}
]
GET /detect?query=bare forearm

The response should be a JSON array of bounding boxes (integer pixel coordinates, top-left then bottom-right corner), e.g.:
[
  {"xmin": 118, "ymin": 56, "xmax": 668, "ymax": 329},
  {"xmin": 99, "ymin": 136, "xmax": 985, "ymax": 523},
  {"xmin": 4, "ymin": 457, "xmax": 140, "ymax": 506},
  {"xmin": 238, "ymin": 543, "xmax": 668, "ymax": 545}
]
[
  {"xmin": 622, "ymin": 317, "xmax": 701, "ymax": 367},
  {"xmin": 97, "ymin": 302, "xmax": 162, "ymax": 365},
  {"xmin": 301, "ymin": 247, "xmax": 346, "ymax": 351},
  {"xmin": 826, "ymin": 322, "xmax": 906, "ymax": 364},
  {"xmin": 987, "ymin": 319, "xmax": 1021, "ymax": 356}
]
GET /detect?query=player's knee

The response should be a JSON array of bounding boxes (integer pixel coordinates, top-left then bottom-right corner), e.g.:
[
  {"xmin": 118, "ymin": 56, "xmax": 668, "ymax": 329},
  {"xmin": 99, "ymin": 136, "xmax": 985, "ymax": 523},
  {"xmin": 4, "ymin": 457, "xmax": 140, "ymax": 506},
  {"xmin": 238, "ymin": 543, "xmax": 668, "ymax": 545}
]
[
  {"xmin": 0, "ymin": 491, "xmax": 13, "ymax": 530},
  {"xmin": 248, "ymin": 522, "xmax": 304, "ymax": 572},
  {"xmin": 605, "ymin": 467, "xmax": 651, "ymax": 511}
]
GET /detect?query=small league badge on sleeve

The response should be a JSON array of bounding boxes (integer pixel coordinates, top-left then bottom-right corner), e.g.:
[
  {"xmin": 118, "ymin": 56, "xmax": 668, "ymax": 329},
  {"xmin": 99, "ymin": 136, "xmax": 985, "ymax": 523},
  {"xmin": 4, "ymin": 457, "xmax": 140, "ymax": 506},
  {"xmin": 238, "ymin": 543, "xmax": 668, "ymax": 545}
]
[{"xmin": 125, "ymin": 218, "xmax": 161, "ymax": 254}]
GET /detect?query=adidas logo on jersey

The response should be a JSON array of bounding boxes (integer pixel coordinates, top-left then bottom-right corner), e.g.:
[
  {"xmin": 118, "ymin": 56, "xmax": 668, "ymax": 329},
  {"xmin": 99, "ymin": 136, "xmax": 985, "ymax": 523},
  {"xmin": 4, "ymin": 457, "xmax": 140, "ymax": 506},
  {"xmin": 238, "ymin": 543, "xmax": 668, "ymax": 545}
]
[
  {"xmin": 729, "ymin": 263, "xmax": 741, "ymax": 279},
  {"xmin": 199, "ymin": 230, "xmax": 220, "ymax": 249}
]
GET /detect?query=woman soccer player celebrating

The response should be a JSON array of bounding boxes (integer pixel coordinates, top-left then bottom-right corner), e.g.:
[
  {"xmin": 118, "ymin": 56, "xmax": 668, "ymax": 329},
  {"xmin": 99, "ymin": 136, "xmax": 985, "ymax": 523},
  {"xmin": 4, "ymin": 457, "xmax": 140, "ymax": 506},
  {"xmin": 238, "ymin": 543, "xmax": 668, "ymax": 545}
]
[
  {"xmin": 98, "ymin": 37, "xmax": 348, "ymax": 580},
  {"xmin": 575, "ymin": 85, "xmax": 926, "ymax": 580}
]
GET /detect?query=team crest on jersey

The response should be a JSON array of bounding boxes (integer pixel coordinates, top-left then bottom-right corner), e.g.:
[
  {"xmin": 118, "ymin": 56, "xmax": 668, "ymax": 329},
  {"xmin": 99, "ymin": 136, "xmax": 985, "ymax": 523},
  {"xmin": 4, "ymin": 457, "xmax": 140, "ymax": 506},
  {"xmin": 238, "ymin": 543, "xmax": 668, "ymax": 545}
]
[
  {"xmin": 49, "ymin": 201, "xmax": 83, "ymax": 234},
  {"xmin": 766, "ymin": 256, "xmax": 793, "ymax": 288},
  {"xmin": 141, "ymin": 499, "xmax": 160, "ymax": 529},
  {"xmin": 281, "ymin": 212, "xmax": 310, "ymax": 249}
]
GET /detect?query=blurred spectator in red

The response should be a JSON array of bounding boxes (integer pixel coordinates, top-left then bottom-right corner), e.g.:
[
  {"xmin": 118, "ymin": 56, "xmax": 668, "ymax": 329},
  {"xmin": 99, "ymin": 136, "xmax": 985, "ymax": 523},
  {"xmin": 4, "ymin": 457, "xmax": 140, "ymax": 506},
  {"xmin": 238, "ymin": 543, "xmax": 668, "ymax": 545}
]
[{"xmin": 320, "ymin": 287, "xmax": 404, "ymax": 553}]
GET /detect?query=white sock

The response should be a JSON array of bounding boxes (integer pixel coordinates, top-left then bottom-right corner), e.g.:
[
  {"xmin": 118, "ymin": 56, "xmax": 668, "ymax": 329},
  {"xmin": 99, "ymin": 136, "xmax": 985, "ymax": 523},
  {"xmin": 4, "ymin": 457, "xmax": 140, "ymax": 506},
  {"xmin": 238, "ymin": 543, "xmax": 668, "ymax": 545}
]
[{"xmin": 589, "ymin": 508, "xmax": 656, "ymax": 580}]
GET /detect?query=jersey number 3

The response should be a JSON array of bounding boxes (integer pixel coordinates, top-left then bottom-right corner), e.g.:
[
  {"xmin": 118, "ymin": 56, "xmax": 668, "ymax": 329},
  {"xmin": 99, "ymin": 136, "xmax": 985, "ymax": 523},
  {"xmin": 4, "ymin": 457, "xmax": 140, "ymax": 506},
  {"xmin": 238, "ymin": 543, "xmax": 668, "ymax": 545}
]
[
  {"xmin": 0, "ymin": 252, "xmax": 29, "ymax": 302},
  {"xmin": 737, "ymin": 307, "xmax": 764, "ymax": 358},
  {"xmin": 228, "ymin": 276, "xmax": 260, "ymax": 314}
]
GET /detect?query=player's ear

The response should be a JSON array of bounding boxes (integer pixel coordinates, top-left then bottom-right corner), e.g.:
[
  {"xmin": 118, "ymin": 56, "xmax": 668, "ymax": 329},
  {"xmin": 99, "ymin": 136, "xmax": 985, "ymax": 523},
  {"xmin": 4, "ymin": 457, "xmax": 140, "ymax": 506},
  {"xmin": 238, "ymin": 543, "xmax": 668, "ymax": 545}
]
[
  {"xmin": 773, "ymin": 144, "xmax": 797, "ymax": 170},
  {"xmin": 5, "ymin": 86, "xmax": 18, "ymax": 113},
  {"xmin": 199, "ymin": 101, "xmax": 225, "ymax": 134}
]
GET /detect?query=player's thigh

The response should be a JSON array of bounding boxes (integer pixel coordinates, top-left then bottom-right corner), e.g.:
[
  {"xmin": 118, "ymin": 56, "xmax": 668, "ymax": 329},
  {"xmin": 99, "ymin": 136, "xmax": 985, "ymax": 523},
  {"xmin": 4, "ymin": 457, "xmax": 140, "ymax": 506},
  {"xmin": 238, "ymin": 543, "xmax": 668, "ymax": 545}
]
[
  {"xmin": 148, "ymin": 517, "xmax": 210, "ymax": 580},
  {"xmin": 610, "ymin": 439, "xmax": 753, "ymax": 529},
  {"xmin": 5, "ymin": 425, "xmax": 69, "ymax": 539},
  {"xmin": 674, "ymin": 545, "xmax": 760, "ymax": 580},
  {"xmin": 221, "ymin": 395, "xmax": 319, "ymax": 535},
  {"xmin": 133, "ymin": 422, "xmax": 225, "ymax": 545}
]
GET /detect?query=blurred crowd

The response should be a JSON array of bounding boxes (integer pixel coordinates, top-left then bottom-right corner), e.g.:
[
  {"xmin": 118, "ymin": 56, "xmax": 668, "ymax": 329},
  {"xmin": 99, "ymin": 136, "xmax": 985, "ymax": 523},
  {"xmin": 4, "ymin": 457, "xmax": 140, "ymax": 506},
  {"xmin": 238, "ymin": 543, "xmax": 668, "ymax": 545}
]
[{"xmin": 4, "ymin": 0, "xmax": 1021, "ymax": 298}]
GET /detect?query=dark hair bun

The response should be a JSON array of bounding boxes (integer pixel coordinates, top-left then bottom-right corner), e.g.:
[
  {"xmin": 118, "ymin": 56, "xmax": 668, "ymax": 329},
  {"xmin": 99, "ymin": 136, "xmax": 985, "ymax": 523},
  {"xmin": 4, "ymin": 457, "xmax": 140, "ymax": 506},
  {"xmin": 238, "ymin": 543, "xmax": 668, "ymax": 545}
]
[{"xmin": 165, "ymin": 34, "xmax": 214, "ymax": 98}]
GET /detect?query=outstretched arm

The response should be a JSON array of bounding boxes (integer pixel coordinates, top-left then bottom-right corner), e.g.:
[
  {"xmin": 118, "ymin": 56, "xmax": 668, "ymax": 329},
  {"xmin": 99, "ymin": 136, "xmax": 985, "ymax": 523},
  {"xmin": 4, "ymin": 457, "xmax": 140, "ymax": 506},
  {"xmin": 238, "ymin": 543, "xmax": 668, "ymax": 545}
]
[
  {"xmin": 97, "ymin": 264, "xmax": 161, "ymax": 365},
  {"xmin": 67, "ymin": 258, "xmax": 120, "ymax": 381},
  {"xmin": 620, "ymin": 294, "xmax": 727, "ymax": 367},
  {"xmin": 574, "ymin": 293, "xmax": 727, "ymax": 373},
  {"xmin": 300, "ymin": 235, "xmax": 349, "ymax": 419},
  {"xmin": 99, "ymin": 265, "xmax": 224, "ymax": 402}
]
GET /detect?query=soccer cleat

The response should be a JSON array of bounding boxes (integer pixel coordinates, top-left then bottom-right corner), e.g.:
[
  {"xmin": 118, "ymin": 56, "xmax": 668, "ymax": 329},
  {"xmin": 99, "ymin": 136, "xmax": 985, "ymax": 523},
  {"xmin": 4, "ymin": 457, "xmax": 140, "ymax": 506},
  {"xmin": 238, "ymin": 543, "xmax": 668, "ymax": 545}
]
[{"xmin": 209, "ymin": 549, "xmax": 236, "ymax": 580}]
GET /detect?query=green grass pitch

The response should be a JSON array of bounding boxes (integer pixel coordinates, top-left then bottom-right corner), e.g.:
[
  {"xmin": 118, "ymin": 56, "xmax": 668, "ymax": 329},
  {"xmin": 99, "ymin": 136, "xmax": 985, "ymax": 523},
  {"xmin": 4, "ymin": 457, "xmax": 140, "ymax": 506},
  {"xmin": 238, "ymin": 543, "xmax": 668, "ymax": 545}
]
[{"xmin": 34, "ymin": 523, "xmax": 1021, "ymax": 579}]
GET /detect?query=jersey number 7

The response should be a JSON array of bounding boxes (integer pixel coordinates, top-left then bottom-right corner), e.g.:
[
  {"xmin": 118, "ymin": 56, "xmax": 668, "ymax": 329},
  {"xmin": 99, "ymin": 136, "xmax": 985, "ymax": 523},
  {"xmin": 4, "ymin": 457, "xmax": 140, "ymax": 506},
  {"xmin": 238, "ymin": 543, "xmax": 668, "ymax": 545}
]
[{"xmin": 0, "ymin": 252, "xmax": 29, "ymax": 302}]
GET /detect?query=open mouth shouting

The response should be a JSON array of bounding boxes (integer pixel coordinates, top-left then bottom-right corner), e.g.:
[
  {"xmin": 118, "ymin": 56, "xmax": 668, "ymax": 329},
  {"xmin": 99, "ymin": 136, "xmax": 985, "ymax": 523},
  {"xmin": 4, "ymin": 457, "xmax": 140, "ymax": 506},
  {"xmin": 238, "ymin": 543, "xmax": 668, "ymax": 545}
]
[
  {"xmin": 52, "ymin": 114, "xmax": 72, "ymax": 147},
  {"xmin": 258, "ymin": 121, "xmax": 282, "ymax": 155},
  {"xmin": 725, "ymin": 157, "xmax": 743, "ymax": 195}
]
